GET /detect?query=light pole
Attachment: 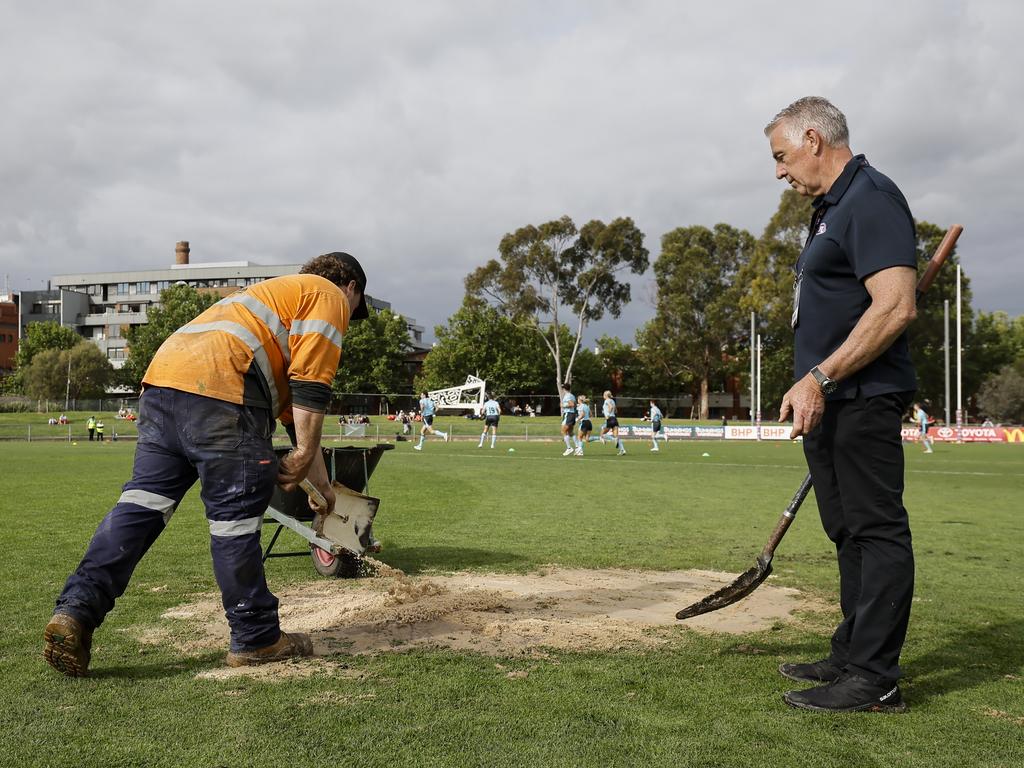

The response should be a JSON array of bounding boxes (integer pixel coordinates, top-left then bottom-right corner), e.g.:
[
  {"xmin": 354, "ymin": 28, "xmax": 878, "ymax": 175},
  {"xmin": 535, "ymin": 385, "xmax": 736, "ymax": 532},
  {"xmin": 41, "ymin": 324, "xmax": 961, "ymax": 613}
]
[
  {"xmin": 750, "ymin": 312, "xmax": 756, "ymax": 426},
  {"xmin": 755, "ymin": 333, "xmax": 762, "ymax": 439},
  {"xmin": 64, "ymin": 355, "xmax": 72, "ymax": 412},
  {"xmin": 956, "ymin": 264, "xmax": 963, "ymax": 440},
  {"xmin": 944, "ymin": 298, "xmax": 950, "ymax": 427}
]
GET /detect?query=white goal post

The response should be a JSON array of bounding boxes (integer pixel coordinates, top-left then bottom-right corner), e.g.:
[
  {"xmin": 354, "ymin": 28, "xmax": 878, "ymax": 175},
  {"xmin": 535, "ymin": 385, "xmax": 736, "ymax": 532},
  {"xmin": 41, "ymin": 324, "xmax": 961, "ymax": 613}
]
[{"xmin": 428, "ymin": 375, "xmax": 487, "ymax": 415}]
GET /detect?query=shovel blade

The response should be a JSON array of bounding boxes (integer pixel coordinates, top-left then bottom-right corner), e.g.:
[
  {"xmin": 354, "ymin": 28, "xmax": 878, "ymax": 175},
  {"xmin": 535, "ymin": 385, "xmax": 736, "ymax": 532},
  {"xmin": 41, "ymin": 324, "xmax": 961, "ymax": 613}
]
[{"xmin": 675, "ymin": 557, "xmax": 773, "ymax": 620}]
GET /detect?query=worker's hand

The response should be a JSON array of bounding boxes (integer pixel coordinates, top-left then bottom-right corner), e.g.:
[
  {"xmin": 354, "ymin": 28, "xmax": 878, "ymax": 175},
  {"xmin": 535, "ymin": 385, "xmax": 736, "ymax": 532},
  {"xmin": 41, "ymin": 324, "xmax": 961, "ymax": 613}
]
[
  {"xmin": 277, "ymin": 447, "xmax": 315, "ymax": 492},
  {"xmin": 307, "ymin": 481, "xmax": 336, "ymax": 517},
  {"xmin": 779, "ymin": 373, "xmax": 825, "ymax": 439}
]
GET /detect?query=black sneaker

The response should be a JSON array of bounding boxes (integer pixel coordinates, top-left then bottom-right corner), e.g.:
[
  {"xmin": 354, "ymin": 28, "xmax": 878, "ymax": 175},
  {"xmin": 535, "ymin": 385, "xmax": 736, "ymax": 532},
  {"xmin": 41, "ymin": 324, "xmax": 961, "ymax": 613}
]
[
  {"xmin": 778, "ymin": 658, "xmax": 843, "ymax": 684},
  {"xmin": 783, "ymin": 672, "xmax": 908, "ymax": 713}
]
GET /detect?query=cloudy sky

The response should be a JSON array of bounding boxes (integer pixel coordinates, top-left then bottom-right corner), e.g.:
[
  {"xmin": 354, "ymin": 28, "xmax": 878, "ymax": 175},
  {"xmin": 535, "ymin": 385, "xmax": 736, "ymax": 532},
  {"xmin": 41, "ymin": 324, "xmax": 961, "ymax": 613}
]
[{"xmin": 2, "ymin": 1, "xmax": 1020, "ymax": 344}]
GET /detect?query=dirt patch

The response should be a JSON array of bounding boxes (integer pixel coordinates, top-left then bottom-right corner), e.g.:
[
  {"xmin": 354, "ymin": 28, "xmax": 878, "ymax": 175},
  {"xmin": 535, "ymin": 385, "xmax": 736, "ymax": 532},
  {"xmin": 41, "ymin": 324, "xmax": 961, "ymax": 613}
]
[{"xmin": 151, "ymin": 565, "xmax": 814, "ymax": 679}]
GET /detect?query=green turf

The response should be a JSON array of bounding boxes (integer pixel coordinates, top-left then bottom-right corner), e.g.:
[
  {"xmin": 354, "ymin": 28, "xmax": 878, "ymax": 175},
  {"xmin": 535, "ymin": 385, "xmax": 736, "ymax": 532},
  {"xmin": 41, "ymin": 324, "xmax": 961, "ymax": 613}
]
[{"xmin": 1, "ymin": 437, "xmax": 1022, "ymax": 767}]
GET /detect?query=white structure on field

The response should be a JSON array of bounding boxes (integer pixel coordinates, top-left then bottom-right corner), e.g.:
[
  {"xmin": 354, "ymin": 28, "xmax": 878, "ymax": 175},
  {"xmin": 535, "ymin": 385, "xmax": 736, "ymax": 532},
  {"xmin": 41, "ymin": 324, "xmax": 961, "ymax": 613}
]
[{"xmin": 429, "ymin": 375, "xmax": 487, "ymax": 414}]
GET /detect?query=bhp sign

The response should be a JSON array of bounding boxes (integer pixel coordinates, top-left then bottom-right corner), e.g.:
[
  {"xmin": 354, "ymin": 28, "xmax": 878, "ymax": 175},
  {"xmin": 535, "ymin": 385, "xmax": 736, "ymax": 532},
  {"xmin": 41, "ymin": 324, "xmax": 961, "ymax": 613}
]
[{"xmin": 725, "ymin": 425, "xmax": 795, "ymax": 441}]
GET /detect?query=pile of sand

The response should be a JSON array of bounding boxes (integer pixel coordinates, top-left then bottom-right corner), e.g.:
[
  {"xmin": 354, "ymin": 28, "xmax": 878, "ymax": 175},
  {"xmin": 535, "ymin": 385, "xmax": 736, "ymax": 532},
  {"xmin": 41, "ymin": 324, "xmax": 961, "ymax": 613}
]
[{"xmin": 143, "ymin": 565, "xmax": 812, "ymax": 679}]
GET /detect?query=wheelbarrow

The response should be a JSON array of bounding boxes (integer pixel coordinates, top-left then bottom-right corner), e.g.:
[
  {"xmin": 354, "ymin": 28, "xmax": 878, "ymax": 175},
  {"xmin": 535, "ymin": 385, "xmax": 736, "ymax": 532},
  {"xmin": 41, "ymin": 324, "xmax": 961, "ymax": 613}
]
[{"xmin": 261, "ymin": 444, "xmax": 394, "ymax": 578}]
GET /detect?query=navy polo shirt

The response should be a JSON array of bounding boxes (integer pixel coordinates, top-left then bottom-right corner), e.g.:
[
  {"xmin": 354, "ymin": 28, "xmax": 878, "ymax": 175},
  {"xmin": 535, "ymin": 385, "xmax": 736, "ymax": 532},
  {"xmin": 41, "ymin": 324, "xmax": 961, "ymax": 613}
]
[{"xmin": 793, "ymin": 154, "xmax": 917, "ymax": 400}]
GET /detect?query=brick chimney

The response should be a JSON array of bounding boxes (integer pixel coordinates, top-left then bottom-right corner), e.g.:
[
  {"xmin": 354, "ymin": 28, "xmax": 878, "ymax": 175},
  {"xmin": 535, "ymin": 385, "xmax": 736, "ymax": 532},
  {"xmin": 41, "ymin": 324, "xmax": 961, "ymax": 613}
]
[{"xmin": 175, "ymin": 241, "xmax": 190, "ymax": 265}]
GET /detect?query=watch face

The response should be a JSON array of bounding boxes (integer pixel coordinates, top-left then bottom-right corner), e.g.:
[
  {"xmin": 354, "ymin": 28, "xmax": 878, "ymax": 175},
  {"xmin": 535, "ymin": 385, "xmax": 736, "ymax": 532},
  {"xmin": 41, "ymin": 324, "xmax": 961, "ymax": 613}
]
[{"xmin": 822, "ymin": 380, "xmax": 838, "ymax": 394}]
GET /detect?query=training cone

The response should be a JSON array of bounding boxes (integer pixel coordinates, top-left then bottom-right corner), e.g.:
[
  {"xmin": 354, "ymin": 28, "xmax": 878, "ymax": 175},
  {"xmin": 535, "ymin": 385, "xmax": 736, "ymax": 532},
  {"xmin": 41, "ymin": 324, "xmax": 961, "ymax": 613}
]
[{"xmin": 702, "ymin": 452, "xmax": 711, "ymax": 457}]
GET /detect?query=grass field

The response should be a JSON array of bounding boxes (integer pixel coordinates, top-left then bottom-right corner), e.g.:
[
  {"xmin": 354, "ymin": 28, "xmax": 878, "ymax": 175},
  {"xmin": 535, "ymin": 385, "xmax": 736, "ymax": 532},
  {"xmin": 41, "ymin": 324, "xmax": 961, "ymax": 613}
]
[{"xmin": 1, "ymin": 434, "xmax": 1022, "ymax": 767}]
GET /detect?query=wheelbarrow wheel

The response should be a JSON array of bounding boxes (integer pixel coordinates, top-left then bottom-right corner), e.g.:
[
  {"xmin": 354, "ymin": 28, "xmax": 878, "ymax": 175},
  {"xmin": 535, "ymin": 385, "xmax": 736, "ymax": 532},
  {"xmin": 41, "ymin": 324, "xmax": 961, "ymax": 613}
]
[{"xmin": 309, "ymin": 545, "xmax": 361, "ymax": 578}]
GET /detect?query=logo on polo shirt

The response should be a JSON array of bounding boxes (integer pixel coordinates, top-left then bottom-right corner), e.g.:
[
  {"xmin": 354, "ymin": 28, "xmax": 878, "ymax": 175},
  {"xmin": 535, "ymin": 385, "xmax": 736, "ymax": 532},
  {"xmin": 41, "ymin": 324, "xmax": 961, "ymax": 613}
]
[{"xmin": 817, "ymin": 221, "xmax": 827, "ymax": 235}]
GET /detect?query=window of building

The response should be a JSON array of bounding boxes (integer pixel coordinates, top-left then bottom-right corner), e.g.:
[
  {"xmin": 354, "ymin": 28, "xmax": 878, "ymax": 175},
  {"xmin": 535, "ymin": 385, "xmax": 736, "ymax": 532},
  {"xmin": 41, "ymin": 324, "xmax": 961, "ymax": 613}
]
[
  {"xmin": 107, "ymin": 348, "xmax": 126, "ymax": 360},
  {"xmin": 137, "ymin": 281, "xmax": 150, "ymax": 294},
  {"xmin": 108, "ymin": 324, "xmax": 121, "ymax": 338},
  {"xmin": 117, "ymin": 282, "xmax": 129, "ymax": 295}
]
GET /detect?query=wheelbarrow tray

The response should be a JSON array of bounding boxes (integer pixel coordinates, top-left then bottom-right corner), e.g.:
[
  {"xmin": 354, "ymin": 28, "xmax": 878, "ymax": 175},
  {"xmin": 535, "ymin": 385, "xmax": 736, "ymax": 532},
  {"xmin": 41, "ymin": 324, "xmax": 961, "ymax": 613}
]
[{"xmin": 262, "ymin": 444, "xmax": 393, "ymax": 574}]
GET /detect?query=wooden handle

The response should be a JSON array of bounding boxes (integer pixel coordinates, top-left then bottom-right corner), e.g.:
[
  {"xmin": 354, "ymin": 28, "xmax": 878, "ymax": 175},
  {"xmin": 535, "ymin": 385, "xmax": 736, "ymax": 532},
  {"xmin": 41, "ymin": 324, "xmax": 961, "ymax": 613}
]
[
  {"xmin": 299, "ymin": 479, "xmax": 328, "ymax": 513},
  {"xmin": 916, "ymin": 224, "xmax": 963, "ymax": 300}
]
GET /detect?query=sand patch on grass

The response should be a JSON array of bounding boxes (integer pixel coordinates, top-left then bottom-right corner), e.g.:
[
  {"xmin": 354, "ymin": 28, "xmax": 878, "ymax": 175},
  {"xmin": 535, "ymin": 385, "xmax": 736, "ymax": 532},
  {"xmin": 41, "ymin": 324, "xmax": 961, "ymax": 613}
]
[{"xmin": 148, "ymin": 564, "xmax": 816, "ymax": 679}]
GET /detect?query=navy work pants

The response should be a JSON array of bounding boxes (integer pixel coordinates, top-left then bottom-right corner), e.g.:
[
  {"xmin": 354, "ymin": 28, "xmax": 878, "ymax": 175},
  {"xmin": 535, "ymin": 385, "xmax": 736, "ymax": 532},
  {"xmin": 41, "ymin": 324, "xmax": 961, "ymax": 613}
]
[
  {"xmin": 56, "ymin": 387, "xmax": 281, "ymax": 651},
  {"xmin": 802, "ymin": 390, "xmax": 915, "ymax": 685}
]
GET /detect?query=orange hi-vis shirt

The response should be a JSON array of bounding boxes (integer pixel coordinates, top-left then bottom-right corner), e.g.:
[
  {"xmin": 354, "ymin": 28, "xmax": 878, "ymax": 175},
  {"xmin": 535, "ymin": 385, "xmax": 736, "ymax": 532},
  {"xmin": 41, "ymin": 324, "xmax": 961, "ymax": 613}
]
[{"xmin": 143, "ymin": 274, "xmax": 349, "ymax": 421}]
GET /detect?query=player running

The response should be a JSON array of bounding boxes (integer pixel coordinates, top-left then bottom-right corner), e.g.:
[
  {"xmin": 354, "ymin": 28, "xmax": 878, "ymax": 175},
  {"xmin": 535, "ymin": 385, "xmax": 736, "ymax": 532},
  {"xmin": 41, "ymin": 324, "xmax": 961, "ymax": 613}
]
[
  {"xmin": 599, "ymin": 390, "xmax": 626, "ymax": 455},
  {"xmin": 560, "ymin": 383, "xmax": 577, "ymax": 456},
  {"xmin": 478, "ymin": 394, "xmax": 501, "ymax": 448},
  {"xmin": 912, "ymin": 402, "xmax": 934, "ymax": 454},
  {"xmin": 574, "ymin": 395, "xmax": 593, "ymax": 456},
  {"xmin": 649, "ymin": 399, "xmax": 668, "ymax": 452},
  {"xmin": 414, "ymin": 391, "xmax": 449, "ymax": 450}
]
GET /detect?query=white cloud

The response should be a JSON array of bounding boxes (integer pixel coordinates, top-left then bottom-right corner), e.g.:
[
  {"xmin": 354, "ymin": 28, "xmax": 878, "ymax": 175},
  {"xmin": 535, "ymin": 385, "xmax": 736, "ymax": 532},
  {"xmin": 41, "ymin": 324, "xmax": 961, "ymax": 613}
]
[{"xmin": 1, "ymin": 0, "xmax": 1020, "ymax": 338}]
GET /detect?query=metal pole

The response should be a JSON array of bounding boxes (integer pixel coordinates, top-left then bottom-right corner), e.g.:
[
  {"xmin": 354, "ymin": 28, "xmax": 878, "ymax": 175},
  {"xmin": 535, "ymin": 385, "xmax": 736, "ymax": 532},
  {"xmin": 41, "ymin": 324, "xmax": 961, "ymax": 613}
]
[
  {"xmin": 755, "ymin": 333, "xmax": 762, "ymax": 439},
  {"xmin": 944, "ymin": 298, "xmax": 951, "ymax": 427},
  {"xmin": 956, "ymin": 264, "xmax": 963, "ymax": 441},
  {"xmin": 750, "ymin": 311, "xmax": 756, "ymax": 426},
  {"xmin": 64, "ymin": 356, "xmax": 71, "ymax": 412}
]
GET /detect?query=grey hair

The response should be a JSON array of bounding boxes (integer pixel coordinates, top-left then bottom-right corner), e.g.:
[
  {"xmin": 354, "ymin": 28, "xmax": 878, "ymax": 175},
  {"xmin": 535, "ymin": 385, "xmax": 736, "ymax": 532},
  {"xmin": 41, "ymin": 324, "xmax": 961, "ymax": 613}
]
[{"xmin": 764, "ymin": 96, "xmax": 850, "ymax": 147}]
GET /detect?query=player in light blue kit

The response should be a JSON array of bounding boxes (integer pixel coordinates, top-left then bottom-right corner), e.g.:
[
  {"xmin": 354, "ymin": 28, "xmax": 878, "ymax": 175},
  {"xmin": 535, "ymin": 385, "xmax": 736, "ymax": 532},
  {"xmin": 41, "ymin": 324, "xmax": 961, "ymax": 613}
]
[
  {"xmin": 574, "ymin": 395, "xmax": 593, "ymax": 456},
  {"xmin": 478, "ymin": 394, "xmax": 502, "ymax": 448},
  {"xmin": 649, "ymin": 399, "xmax": 668, "ymax": 452},
  {"xmin": 560, "ymin": 383, "xmax": 577, "ymax": 456},
  {"xmin": 912, "ymin": 402, "xmax": 934, "ymax": 454},
  {"xmin": 414, "ymin": 391, "xmax": 449, "ymax": 450},
  {"xmin": 599, "ymin": 390, "xmax": 626, "ymax": 455}
]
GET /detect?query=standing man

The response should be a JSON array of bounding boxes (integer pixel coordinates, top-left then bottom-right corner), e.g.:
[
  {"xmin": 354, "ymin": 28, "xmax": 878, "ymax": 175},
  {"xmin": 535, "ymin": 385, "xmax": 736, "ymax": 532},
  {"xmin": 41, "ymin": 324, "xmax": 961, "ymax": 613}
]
[
  {"xmin": 86, "ymin": 415, "xmax": 96, "ymax": 442},
  {"xmin": 44, "ymin": 252, "xmax": 370, "ymax": 676},
  {"xmin": 414, "ymin": 391, "xmax": 449, "ymax": 450},
  {"xmin": 559, "ymin": 382, "xmax": 577, "ymax": 456},
  {"xmin": 768, "ymin": 97, "xmax": 918, "ymax": 713},
  {"xmin": 912, "ymin": 403, "xmax": 934, "ymax": 454},
  {"xmin": 475, "ymin": 393, "xmax": 499, "ymax": 448},
  {"xmin": 649, "ymin": 400, "xmax": 668, "ymax": 452},
  {"xmin": 94, "ymin": 418, "xmax": 105, "ymax": 442}
]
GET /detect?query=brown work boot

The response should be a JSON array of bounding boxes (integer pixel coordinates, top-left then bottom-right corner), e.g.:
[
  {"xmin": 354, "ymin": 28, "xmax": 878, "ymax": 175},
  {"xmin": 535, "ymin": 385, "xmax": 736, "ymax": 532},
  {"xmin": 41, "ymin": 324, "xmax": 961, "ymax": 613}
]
[
  {"xmin": 43, "ymin": 613, "xmax": 94, "ymax": 677},
  {"xmin": 224, "ymin": 631, "xmax": 314, "ymax": 667}
]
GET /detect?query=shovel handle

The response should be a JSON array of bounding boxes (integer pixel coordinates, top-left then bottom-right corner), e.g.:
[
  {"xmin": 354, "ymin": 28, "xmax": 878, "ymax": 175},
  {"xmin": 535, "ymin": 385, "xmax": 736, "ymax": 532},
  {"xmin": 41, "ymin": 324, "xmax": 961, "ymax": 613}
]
[
  {"xmin": 915, "ymin": 224, "xmax": 963, "ymax": 301},
  {"xmin": 760, "ymin": 473, "xmax": 813, "ymax": 560},
  {"xmin": 299, "ymin": 479, "xmax": 329, "ymax": 513}
]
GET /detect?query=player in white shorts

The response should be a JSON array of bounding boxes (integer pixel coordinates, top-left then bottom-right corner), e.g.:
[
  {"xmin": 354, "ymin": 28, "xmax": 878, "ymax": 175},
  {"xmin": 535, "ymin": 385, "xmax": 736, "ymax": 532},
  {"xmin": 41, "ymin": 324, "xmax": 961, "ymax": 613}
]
[
  {"xmin": 478, "ymin": 395, "xmax": 501, "ymax": 448},
  {"xmin": 560, "ymin": 383, "xmax": 577, "ymax": 456}
]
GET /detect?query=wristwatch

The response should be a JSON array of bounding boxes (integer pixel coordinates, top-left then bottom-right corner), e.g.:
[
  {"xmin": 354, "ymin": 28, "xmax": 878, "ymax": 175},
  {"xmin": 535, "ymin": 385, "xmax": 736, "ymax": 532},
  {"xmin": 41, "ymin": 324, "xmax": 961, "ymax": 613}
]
[{"xmin": 810, "ymin": 365, "xmax": 839, "ymax": 395}]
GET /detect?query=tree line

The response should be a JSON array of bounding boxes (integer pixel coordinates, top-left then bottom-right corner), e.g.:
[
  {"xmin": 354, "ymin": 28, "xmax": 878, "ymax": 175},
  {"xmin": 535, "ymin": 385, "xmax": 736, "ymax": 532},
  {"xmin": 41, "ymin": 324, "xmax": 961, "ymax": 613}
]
[{"xmin": 5, "ymin": 190, "xmax": 1023, "ymax": 422}]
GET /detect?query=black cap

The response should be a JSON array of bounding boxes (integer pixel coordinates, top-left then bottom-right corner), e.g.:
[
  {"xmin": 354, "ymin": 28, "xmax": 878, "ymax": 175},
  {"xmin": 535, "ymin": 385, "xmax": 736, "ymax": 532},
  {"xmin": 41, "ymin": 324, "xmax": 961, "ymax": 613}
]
[{"xmin": 330, "ymin": 251, "xmax": 369, "ymax": 320}]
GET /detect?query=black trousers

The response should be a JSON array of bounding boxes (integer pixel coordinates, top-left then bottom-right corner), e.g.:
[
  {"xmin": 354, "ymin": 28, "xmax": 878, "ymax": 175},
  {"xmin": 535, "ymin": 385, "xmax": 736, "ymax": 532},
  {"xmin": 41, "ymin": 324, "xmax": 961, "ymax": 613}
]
[{"xmin": 802, "ymin": 390, "xmax": 914, "ymax": 685}]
